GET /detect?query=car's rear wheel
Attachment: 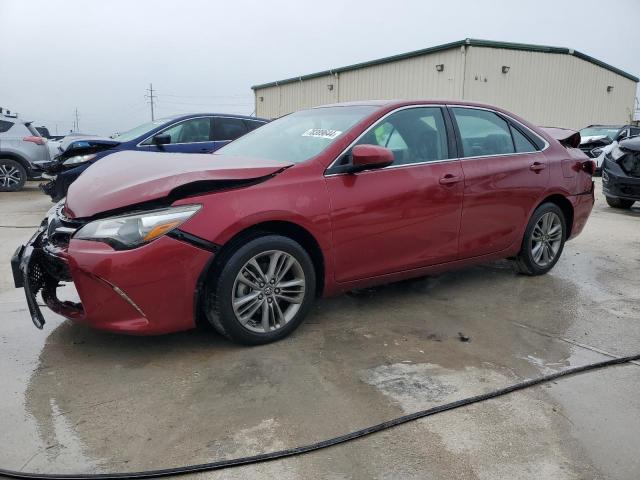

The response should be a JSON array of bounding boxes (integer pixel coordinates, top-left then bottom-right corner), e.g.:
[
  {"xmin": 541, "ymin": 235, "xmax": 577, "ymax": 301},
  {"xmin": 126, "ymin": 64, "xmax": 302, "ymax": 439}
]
[
  {"xmin": 513, "ymin": 203, "xmax": 566, "ymax": 276},
  {"xmin": 205, "ymin": 235, "xmax": 316, "ymax": 345},
  {"xmin": 0, "ymin": 159, "xmax": 27, "ymax": 192},
  {"xmin": 605, "ymin": 196, "xmax": 634, "ymax": 209}
]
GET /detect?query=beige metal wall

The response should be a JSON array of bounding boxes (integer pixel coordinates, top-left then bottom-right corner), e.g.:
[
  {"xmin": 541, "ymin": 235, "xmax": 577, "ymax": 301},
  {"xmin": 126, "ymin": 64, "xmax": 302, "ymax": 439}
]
[
  {"xmin": 254, "ymin": 48, "xmax": 465, "ymax": 118},
  {"xmin": 463, "ymin": 46, "xmax": 637, "ymax": 130},
  {"xmin": 254, "ymin": 46, "xmax": 637, "ymax": 129}
]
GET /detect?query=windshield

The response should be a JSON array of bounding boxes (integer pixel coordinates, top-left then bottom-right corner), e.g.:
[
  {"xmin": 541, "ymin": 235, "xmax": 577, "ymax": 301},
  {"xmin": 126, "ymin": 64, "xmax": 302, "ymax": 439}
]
[
  {"xmin": 580, "ymin": 126, "xmax": 621, "ymax": 140},
  {"xmin": 215, "ymin": 106, "xmax": 377, "ymax": 163},
  {"xmin": 112, "ymin": 117, "xmax": 176, "ymax": 142}
]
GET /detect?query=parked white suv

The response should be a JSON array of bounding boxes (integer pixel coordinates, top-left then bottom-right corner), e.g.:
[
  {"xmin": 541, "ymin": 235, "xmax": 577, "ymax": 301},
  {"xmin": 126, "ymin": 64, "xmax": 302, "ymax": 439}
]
[{"xmin": 0, "ymin": 114, "xmax": 50, "ymax": 191}]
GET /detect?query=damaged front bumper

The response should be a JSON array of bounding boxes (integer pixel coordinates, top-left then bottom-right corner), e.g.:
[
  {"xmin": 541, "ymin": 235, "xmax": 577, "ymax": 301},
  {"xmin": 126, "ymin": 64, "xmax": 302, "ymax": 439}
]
[
  {"xmin": 11, "ymin": 212, "xmax": 82, "ymax": 328},
  {"xmin": 602, "ymin": 158, "xmax": 640, "ymax": 201},
  {"xmin": 12, "ymin": 204, "xmax": 214, "ymax": 334}
]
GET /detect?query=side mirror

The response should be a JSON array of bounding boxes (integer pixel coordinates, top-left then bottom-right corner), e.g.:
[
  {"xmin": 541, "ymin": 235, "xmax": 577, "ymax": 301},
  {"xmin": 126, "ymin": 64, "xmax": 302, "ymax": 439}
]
[
  {"xmin": 616, "ymin": 131, "xmax": 628, "ymax": 142},
  {"xmin": 152, "ymin": 133, "xmax": 171, "ymax": 147},
  {"xmin": 348, "ymin": 145, "xmax": 394, "ymax": 173}
]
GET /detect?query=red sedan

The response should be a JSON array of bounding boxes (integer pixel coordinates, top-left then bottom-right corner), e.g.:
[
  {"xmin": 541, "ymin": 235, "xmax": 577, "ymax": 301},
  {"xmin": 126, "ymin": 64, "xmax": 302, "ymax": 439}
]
[{"xmin": 12, "ymin": 101, "xmax": 594, "ymax": 344}]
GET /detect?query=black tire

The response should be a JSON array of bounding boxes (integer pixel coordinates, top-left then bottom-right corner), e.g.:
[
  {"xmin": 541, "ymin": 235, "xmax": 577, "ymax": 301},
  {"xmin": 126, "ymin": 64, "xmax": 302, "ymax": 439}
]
[
  {"xmin": 204, "ymin": 235, "xmax": 316, "ymax": 345},
  {"xmin": 0, "ymin": 158, "xmax": 27, "ymax": 192},
  {"xmin": 513, "ymin": 203, "xmax": 566, "ymax": 276},
  {"xmin": 605, "ymin": 196, "xmax": 634, "ymax": 209}
]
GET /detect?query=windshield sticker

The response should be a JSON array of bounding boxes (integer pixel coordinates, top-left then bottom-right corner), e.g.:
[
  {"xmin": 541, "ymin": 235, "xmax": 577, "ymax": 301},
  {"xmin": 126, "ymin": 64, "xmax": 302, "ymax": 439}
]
[{"xmin": 302, "ymin": 128, "xmax": 342, "ymax": 139}]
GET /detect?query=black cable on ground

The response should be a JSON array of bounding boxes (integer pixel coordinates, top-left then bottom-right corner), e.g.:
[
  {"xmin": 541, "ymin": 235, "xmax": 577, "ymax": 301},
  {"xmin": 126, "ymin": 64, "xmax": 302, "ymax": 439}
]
[{"xmin": 1, "ymin": 353, "xmax": 638, "ymax": 480}]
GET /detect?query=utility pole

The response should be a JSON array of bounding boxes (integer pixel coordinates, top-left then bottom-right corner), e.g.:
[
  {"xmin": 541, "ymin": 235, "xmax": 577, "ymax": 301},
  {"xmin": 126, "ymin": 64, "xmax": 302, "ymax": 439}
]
[
  {"xmin": 73, "ymin": 108, "xmax": 79, "ymax": 132},
  {"xmin": 146, "ymin": 83, "xmax": 156, "ymax": 121}
]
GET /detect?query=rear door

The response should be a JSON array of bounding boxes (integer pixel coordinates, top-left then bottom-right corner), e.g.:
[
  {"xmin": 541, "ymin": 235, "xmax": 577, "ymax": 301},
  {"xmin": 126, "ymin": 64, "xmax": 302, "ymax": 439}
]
[
  {"xmin": 325, "ymin": 106, "xmax": 464, "ymax": 282},
  {"xmin": 450, "ymin": 106, "xmax": 549, "ymax": 258}
]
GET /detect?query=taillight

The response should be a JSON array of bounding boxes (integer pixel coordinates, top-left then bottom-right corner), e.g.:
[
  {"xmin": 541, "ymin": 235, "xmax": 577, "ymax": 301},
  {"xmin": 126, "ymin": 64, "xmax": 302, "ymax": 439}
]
[
  {"xmin": 581, "ymin": 160, "xmax": 596, "ymax": 175},
  {"xmin": 23, "ymin": 136, "xmax": 46, "ymax": 145}
]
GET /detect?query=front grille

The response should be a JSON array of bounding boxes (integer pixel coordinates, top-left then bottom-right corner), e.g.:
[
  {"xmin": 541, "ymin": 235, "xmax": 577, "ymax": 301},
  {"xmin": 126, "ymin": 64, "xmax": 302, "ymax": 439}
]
[
  {"xmin": 580, "ymin": 147, "xmax": 596, "ymax": 158},
  {"xmin": 619, "ymin": 183, "xmax": 640, "ymax": 197},
  {"xmin": 27, "ymin": 250, "xmax": 47, "ymax": 295}
]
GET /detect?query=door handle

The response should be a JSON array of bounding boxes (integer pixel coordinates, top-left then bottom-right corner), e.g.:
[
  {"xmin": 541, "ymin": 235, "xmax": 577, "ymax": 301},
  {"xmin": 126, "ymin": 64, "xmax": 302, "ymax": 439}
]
[
  {"xmin": 439, "ymin": 174, "xmax": 462, "ymax": 185},
  {"xmin": 530, "ymin": 162, "xmax": 547, "ymax": 172}
]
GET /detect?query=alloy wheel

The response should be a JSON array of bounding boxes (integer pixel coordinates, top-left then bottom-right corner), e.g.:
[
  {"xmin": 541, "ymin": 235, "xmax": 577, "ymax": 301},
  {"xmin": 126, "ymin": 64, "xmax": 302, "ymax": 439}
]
[
  {"xmin": 531, "ymin": 212, "xmax": 562, "ymax": 267},
  {"xmin": 231, "ymin": 250, "xmax": 306, "ymax": 333},
  {"xmin": 0, "ymin": 163, "xmax": 22, "ymax": 188}
]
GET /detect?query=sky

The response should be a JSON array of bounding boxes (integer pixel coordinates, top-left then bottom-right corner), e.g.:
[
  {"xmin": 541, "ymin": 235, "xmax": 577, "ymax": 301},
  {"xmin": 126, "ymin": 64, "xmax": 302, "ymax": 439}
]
[{"xmin": 1, "ymin": 0, "xmax": 639, "ymax": 136}]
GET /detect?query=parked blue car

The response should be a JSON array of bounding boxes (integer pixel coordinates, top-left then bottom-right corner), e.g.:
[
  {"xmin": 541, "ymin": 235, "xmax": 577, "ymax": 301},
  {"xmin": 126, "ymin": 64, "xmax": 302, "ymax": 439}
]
[{"xmin": 38, "ymin": 113, "xmax": 268, "ymax": 201}]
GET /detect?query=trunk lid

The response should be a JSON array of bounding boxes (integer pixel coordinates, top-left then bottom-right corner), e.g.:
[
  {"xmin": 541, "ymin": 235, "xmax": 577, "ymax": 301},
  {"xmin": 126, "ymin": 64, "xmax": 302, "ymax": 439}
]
[{"xmin": 64, "ymin": 150, "xmax": 292, "ymax": 218}]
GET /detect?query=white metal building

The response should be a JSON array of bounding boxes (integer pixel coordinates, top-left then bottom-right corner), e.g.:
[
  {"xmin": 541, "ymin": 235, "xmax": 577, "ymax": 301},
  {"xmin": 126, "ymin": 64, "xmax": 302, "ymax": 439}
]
[{"xmin": 252, "ymin": 39, "xmax": 638, "ymax": 130}]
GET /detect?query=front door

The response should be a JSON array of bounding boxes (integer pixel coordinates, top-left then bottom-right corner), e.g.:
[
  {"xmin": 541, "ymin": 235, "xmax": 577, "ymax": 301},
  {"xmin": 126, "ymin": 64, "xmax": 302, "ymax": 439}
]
[
  {"xmin": 450, "ymin": 107, "xmax": 550, "ymax": 258},
  {"xmin": 325, "ymin": 106, "xmax": 464, "ymax": 283},
  {"xmin": 147, "ymin": 117, "xmax": 217, "ymax": 153}
]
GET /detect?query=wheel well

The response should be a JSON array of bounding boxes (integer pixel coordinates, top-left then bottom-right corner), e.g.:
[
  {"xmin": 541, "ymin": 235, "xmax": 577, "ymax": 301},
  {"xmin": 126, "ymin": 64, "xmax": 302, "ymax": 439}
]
[
  {"xmin": 209, "ymin": 221, "xmax": 325, "ymax": 297},
  {"xmin": 194, "ymin": 221, "xmax": 326, "ymax": 329},
  {"xmin": 0, "ymin": 153, "xmax": 30, "ymax": 173},
  {"xmin": 539, "ymin": 194, "xmax": 574, "ymax": 238}
]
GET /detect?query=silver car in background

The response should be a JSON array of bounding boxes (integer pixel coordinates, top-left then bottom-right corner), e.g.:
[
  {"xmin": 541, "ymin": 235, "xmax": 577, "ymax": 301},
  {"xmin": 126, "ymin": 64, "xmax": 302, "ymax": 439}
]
[{"xmin": 0, "ymin": 113, "xmax": 49, "ymax": 191}]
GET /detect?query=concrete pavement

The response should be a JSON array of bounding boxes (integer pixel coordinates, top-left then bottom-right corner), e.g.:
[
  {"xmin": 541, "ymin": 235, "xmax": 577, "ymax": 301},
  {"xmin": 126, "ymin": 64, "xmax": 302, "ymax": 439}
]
[{"xmin": 0, "ymin": 181, "xmax": 639, "ymax": 479}]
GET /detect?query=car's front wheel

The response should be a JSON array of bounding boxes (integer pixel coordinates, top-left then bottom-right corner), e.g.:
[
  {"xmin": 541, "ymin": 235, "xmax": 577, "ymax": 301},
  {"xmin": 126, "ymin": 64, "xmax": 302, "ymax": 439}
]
[
  {"xmin": 605, "ymin": 196, "xmax": 635, "ymax": 209},
  {"xmin": 205, "ymin": 235, "xmax": 316, "ymax": 345},
  {"xmin": 0, "ymin": 158, "xmax": 27, "ymax": 192},
  {"xmin": 513, "ymin": 203, "xmax": 566, "ymax": 275}
]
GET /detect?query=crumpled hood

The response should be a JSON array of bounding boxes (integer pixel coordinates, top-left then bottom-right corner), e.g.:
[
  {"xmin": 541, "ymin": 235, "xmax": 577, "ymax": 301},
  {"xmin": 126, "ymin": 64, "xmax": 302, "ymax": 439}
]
[
  {"xmin": 580, "ymin": 135, "xmax": 609, "ymax": 145},
  {"xmin": 619, "ymin": 136, "xmax": 640, "ymax": 152},
  {"xmin": 57, "ymin": 135, "xmax": 120, "ymax": 156},
  {"xmin": 65, "ymin": 150, "xmax": 292, "ymax": 218}
]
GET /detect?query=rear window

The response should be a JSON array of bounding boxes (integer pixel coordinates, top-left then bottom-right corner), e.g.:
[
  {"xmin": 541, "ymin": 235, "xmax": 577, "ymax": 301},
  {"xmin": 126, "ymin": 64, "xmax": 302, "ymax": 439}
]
[{"xmin": 0, "ymin": 120, "xmax": 14, "ymax": 133}]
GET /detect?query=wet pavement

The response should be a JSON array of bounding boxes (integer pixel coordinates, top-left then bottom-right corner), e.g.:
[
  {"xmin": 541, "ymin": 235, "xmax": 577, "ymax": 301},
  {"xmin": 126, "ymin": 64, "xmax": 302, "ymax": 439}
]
[{"xmin": 1, "ymin": 181, "xmax": 639, "ymax": 479}]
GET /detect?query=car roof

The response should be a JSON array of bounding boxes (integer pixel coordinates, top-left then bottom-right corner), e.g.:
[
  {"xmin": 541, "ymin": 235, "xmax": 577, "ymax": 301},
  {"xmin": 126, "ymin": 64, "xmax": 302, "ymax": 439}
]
[
  {"xmin": 314, "ymin": 99, "xmax": 519, "ymax": 110},
  {"xmin": 167, "ymin": 113, "xmax": 269, "ymax": 122}
]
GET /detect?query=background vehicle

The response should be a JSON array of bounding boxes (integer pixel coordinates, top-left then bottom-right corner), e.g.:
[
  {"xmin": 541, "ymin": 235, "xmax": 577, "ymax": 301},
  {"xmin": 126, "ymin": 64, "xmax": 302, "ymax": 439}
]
[
  {"xmin": 39, "ymin": 113, "xmax": 269, "ymax": 201},
  {"xmin": 35, "ymin": 126, "xmax": 64, "ymax": 141},
  {"xmin": 0, "ymin": 114, "xmax": 49, "ymax": 191},
  {"xmin": 579, "ymin": 124, "xmax": 640, "ymax": 172},
  {"xmin": 602, "ymin": 136, "xmax": 640, "ymax": 209},
  {"xmin": 13, "ymin": 101, "xmax": 594, "ymax": 345}
]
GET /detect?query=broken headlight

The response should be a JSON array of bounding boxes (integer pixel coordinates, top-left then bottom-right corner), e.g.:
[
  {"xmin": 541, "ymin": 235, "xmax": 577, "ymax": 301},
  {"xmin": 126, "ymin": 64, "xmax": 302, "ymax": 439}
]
[
  {"xmin": 611, "ymin": 146, "xmax": 626, "ymax": 161},
  {"xmin": 63, "ymin": 153, "xmax": 96, "ymax": 166},
  {"xmin": 74, "ymin": 204, "xmax": 202, "ymax": 250}
]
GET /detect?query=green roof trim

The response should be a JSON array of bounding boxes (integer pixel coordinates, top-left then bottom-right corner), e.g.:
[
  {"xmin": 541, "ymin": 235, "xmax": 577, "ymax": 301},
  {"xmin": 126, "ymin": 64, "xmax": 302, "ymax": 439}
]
[{"xmin": 251, "ymin": 38, "xmax": 638, "ymax": 90}]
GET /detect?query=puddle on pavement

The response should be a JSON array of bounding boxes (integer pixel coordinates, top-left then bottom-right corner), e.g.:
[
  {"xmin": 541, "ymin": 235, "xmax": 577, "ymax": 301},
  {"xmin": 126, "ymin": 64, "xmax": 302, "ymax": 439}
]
[{"xmin": 0, "ymin": 256, "xmax": 634, "ymax": 474}]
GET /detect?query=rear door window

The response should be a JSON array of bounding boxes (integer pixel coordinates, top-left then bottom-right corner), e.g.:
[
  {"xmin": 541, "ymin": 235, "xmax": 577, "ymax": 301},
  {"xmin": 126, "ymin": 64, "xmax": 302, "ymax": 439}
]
[
  {"xmin": 452, "ymin": 108, "xmax": 515, "ymax": 157},
  {"xmin": 213, "ymin": 117, "xmax": 248, "ymax": 141},
  {"xmin": 510, "ymin": 125, "xmax": 537, "ymax": 153},
  {"xmin": 244, "ymin": 120, "xmax": 266, "ymax": 132}
]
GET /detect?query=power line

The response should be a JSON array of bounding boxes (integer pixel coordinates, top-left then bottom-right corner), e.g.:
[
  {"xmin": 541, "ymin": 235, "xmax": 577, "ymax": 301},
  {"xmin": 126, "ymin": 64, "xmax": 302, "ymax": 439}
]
[
  {"xmin": 145, "ymin": 83, "xmax": 156, "ymax": 120},
  {"xmin": 160, "ymin": 93, "xmax": 252, "ymax": 99},
  {"xmin": 157, "ymin": 99, "xmax": 253, "ymax": 108}
]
